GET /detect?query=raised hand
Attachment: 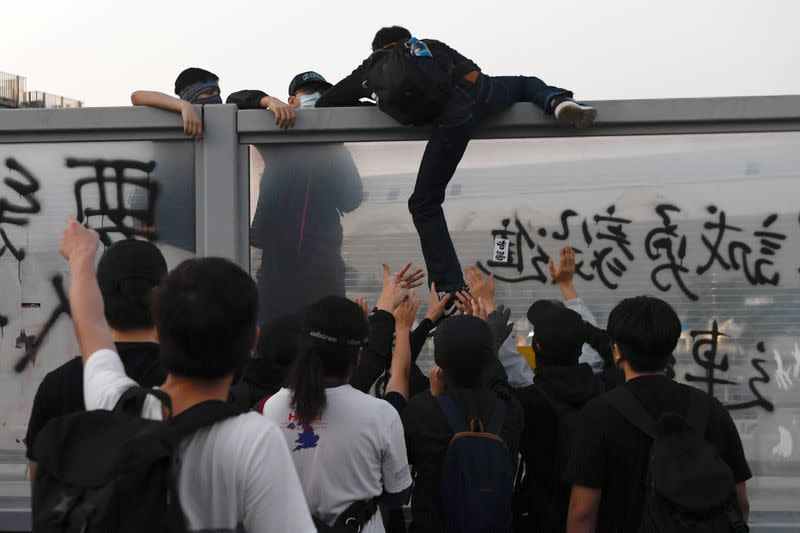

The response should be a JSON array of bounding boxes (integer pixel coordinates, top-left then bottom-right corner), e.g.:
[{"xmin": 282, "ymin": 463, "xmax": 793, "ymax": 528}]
[
  {"xmin": 376, "ymin": 263, "xmax": 411, "ymax": 312},
  {"xmin": 549, "ymin": 245, "xmax": 578, "ymax": 300},
  {"xmin": 465, "ymin": 266, "xmax": 495, "ymax": 312},
  {"xmin": 425, "ymin": 283, "xmax": 451, "ymax": 323},
  {"xmin": 394, "ymin": 262, "xmax": 425, "ymax": 289},
  {"xmin": 60, "ymin": 216, "xmax": 100, "ymax": 262},
  {"xmin": 394, "ymin": 292, "xmax": 422, "ymax": 332}
]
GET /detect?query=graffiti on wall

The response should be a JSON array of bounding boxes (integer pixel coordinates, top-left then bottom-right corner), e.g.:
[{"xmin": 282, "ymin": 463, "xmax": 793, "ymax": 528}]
[
  {"xmin": 479, "ymin": 203, "xmax": 792, "ymax": 301},
  {"xmin": 0, "ymin": 156, "xmax": 159, "ymax": 369}
]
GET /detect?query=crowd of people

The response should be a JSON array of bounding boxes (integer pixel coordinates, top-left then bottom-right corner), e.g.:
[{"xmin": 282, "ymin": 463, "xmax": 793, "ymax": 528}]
[
  {"xmin": 25, "ymin": 217, "xmax": 752, "ymax": 532},
  {"xmin": 21, "ymin": 25, "xmax": 752, "ymax": 533}
]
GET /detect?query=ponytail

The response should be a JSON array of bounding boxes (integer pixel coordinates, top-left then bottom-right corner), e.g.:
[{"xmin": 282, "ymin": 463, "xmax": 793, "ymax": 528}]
[
  {"xmin": 289, "ymin": 296, "xmax": 369, "ymax": 425},
  {"xmin": 289, "ymin": 343, "xmax": 327, "ymax": 426}
]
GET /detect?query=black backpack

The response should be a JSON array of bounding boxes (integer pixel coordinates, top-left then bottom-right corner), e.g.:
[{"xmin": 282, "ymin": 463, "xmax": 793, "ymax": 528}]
[
  {"xmin": 605, "ymin": 387, "xmax": 749, "ymax": 533},
  {"xmin": 365, "ymin": 40, "xmax": 453, "ymax": 126},
  {"xmin": 437, "ymin": 394, "xmax": 514, "ymax": 533},
  {"xmin": 32, "ymin": 387, "xmax": 243, "ymax": 533}
]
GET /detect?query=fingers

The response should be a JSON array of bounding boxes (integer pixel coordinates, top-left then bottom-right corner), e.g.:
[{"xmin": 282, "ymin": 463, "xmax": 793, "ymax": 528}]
[
  {"xmin": 382, "ymin": 263, "xmax": 391, "ymax": 283},
  {"xmin": 401, "ymin": 268, "xmax": 425, "ymax": 288},
  {"xmin": 548, "ymin": 258, "xmax": 557, "ymax": 279},
  {"xmin": 488, "ymin": 273, "xmax": 495, "ymax": 292},
  {"xmin": 395, "ymin": 262, "xmax": 412, "ymax": 280},
  {"xmin": 454, "ymin": 291, "xmax": 474, "ymax": 314}
]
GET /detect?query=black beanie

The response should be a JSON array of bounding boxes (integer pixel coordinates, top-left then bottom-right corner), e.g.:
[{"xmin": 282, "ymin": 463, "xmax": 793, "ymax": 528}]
[
  {"xmin": 434, "ymin": 315, "xmax": 494, "ymax": 386},
  {"xmin": 174, "ymin": 67, "xmax": 219, "ymax": 96}
]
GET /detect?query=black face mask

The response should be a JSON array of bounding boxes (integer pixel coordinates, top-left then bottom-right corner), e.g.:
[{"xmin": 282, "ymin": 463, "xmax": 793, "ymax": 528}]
[{"xmin": 194, "ymin": 94, "xmax": 223, "ymax": 105}]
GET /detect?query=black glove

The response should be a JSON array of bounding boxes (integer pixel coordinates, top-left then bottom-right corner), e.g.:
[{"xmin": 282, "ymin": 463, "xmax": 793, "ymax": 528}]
[{"xmin": 486, "ymin": 305, "xmax": 514, "ymax": 353}]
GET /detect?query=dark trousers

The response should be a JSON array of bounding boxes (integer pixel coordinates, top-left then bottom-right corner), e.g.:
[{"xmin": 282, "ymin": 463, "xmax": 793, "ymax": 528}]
[{"xmin": 408, "ymin": 74, "xmax": 571, "ymax": 291}]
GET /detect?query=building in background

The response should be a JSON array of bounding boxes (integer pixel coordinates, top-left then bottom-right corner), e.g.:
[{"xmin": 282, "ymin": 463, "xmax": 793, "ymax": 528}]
[{"xmin": 0, "ymin": 71, "xmax": 83, "ymax": 109}]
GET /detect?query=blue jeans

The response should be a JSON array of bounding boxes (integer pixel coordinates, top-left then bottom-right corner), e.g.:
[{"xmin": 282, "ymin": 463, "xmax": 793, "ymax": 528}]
[{"xmin": 408, "ymin": 74, "xmax": 571, "ymax": 291}]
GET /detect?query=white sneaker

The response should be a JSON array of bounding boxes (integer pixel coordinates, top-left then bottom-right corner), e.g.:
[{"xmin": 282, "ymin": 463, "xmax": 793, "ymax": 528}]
[{"xmin": 554, "ymin": 100, "xmax": 597, "ymax": 129}]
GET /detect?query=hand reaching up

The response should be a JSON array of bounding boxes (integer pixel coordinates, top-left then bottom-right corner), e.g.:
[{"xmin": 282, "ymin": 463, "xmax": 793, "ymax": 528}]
[
  {"xmin": 464, "ymin": 266, "xmax": 495, "ymax": 312},
  {"xmin": 549, "ymin": 246, "xmax": 578, "ymax": 300},
  {"xmin": 425, "ymin": 283, "xmax": 451, "ymax": 323},
  {"xmin": 394, "ymin": 292, "xmax": 422, "ymax": 332}
]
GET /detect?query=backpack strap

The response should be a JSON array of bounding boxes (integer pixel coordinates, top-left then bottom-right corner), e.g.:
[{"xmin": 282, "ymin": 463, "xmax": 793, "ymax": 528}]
[
  {"xmin": 114, "ymin": 386, "xmax": 172, "ymax": 416},
  {"xmin": 168, "ymin": 400, "xmax": 245, "ymax": 439},
  {"xmin": 604, "ymin": 387, "xmax": 657, "ymax": 439},
  {"xmin": 436, "ymin": 394, "xmax": 469, "ymax": 433},
  {"xmin": 685, "ymin": 387, "xmax": 711, "ymax": 436},
  {"xmin": 331, "ymin": 496, "xmax": 381, "ymax": 529}
]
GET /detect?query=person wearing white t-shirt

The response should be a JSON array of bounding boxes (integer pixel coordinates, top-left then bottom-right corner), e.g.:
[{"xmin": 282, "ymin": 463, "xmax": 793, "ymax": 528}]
[
  {"xmin": 262, "ymin": 296, "xmax": 413, "ymax": 533},
  {"xmin": 57, "ymin": 217, "xmax": 315, "ymax": 533}
]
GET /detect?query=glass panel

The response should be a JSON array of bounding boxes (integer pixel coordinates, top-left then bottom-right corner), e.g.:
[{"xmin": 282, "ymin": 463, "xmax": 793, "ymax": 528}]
[
  {"xmin": 250, "ymin": 132, "xmax": 800, "ymax": 529},
  {"xmin": 0, "ymin": 140, "xmax": 195, "ymax": 509}
]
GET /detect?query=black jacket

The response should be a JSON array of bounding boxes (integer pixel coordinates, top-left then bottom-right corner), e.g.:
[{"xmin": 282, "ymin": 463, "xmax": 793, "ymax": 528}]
[
  {"xmin": 513, "ymin": 363, "xmax": 608, "ymax": 531},
  {"xmin": 316, "ymin": 39, "xmax": 480, "ymax": 108}
]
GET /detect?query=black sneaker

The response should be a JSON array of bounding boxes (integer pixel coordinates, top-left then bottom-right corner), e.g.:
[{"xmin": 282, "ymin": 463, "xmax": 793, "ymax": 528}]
[{"xmin": 437, "ymin": 286, "xmax": 468, "ymax": 320}]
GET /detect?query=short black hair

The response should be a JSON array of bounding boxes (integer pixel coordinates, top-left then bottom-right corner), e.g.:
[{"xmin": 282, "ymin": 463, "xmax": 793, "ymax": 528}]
[
  {"xmin": 153, "ymin": 257, "xmax": 258, "ymax": 379},
  {"xmin": 372, "ymin": 26, "xmax": 411, "ymax": 51},
  {"xmin": 96, "ymin": 239, "xmax": 167, "ymax": 331},
  {"xmin": 606, "ymin": 296, "xmax": 681, "ymax": 372},
  {"xmin": 174, "ymin": 67, "xmax": 219, "ymax": 96},
  {"xmin": 257, "ymin": 313, "xmax": 303, "ymax": 369}
]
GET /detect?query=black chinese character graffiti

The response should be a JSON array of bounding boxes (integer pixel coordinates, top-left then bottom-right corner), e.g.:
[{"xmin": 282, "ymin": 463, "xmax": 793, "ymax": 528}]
[
  {"xmin": 0, "ymin": 158, "xmax": 42, "ymax": 263},
  {"xmin": 69, "ymin": 158, "xmax": 160, "ymax": 246},
  {"xmin": 645, "ymin": 204, "xmax": 697, "ymax": 301},
  {"xmin": 697, "ymin": 205, "xmax": 785, "ymax": 286},
  {"xmin": 14, "ymin": 275, "xmax": 71, "ymax": 373},
  {"xmin": 0, "ymin": 158, "xmax": 42, "ymax": 330},
  {"xmin": 588, "ymin": 205, "xmax": 634, "ymax": 290},
  {"xmin": 685, "ymin": 320, "xmax": 736, "ymax": 397},
  {"xmin": 477, "ymin": 216, "xmax": 550, "ymax": 283},
  {"xmin": 725, "ymin": 341, "xmax": 774, "ymax": 412}
]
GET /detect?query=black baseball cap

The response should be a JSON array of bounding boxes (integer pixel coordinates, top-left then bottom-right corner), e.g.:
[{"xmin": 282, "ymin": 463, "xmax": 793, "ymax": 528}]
[
  {"xmin": 288, "ymin": 71, "xmax": 332, "ymax": 96},
  {"xmin": 527, "ymin": 300, "xmax": 585, "ymax": 365},
  {"xmin": 97, "ymin": 239, "xmax": 167, "ymax": 297}
]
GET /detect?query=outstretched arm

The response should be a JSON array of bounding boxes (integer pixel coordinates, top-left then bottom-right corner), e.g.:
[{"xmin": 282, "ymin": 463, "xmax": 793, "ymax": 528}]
[
  {"xmin": 59, "ymin": 217, "xmax": 114, "ymax": 364},
  {"xmin": 550, "ymin": 246, "xmax": 605, "ymax": 372},
  {"xmin": 131, "ymin": 90, "xmax": 202, "ymax": 140},
  {"xmin": 386, "ymin": 294, "xmax": 422, "ymax": 400},
  {"xmin": 315, "ymin": 61, "xmax": 374, "ymax": 108}
]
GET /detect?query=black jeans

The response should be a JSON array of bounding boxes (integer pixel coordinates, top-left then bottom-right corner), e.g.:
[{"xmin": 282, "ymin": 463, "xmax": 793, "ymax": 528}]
[{"xmin": 408, "ymin": 74, "xmax": 571, "ymax": 291}]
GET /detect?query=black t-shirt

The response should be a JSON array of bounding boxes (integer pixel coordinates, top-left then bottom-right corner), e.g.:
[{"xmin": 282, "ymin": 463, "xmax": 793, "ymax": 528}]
[
  {"xmin": 564, "ymin": 375, "xmax": 752, "ymax": 533},
  {"xmin": 401, "ymin": 387, "xmax": 524, "ymax": 533},
  {"xmin": 25, "ymin": 342, "xmax": 166, "ymax": 460}
]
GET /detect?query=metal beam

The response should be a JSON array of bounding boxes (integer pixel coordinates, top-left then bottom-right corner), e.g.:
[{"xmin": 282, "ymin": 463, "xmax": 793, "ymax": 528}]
[{"xmin": 237, "ymin": 95, "xmax": 800, "ymax": 144}]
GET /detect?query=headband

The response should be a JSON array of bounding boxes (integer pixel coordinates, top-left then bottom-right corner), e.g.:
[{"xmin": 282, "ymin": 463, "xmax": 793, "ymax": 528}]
[
  {"xmin": 307, "ymin": 329, "xmax": 367, "ymax": 347},
  {"xmin": 179, "ymin": 81, "xmax": 220, "ymax": 104}
]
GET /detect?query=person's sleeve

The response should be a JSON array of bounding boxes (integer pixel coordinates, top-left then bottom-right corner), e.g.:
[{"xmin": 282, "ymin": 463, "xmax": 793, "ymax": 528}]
[
  {"xmin": 565, "ymin": 298, "xmax": 605, "ymax": 373},
  {"xmin": 410, "ymin": 318, "xmax": 434, "ymax": 363},
  {"xmin": 226, "ymin": 90, "xmax": 268, "ymax": 109},
  {"xmin": 498, "ymin": 336, "xmax": 534, "ymax": 388},
  {"xmin": 315, "ymin": 61, "xmax": 373, "ymax": 108},
  {"xmin": 325, "ymin": 145, "xmax": 364, "ymax": 214},
  {"xmin": 351, "ymin": 310, "xmax": 395, "ymax": 393},
  {"xmin": 564, "ymin": 399, "xmax": 608, "ymax": 488},
  {"xmin": 712, "ymin": 400, "xmax": 753, "ymax": 483},
  {"xmin": 83, "ymin": 349, "xmax": 137, "ymax": 411},
  {"xmin": 383, "ymin": 391, "xmax": 407, "ymax": 414},
  {"xmin": 25, "ymin": 374, "xmax": 59, "ymax": 459},
  {"xmin": 240, "ymin": 421, "xmax": 316, "ymax": 533},
  {"xmin": 380, "ymin": 409, "xmax": 413, "ymax": 494}
]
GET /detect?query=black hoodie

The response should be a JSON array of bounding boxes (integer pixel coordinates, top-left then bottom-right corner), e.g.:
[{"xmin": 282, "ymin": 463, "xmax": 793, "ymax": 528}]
[{"xmin": 513, "ymin": 362, "xmax": 608, "ymax": 532}]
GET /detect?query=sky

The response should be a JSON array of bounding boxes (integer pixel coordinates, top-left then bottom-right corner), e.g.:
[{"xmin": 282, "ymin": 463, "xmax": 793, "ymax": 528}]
[{"xmin": 3, "ymin": 0, "xmax": 799, "ymax": 107}]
